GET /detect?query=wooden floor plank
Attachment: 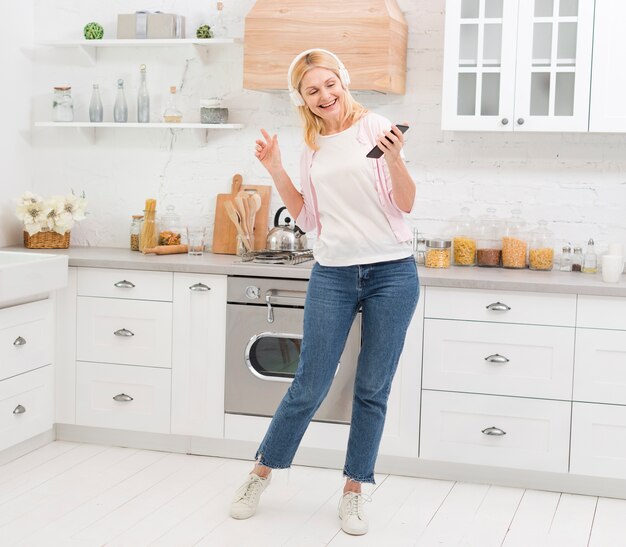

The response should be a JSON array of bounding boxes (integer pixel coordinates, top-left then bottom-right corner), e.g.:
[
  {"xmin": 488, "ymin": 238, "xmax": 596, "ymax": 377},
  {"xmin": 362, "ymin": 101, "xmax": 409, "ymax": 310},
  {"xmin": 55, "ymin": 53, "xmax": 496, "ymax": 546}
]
[
  {"xmin": 588, "ymin": 497, "xmax": 626, "ymax": 547},
  {"xmin": 0, "ymin": 441, "xmax": 77, "ymax": 487},
  {"xmin": 502, "ymin": 489, "xmax": 562, "ymax": 547}
]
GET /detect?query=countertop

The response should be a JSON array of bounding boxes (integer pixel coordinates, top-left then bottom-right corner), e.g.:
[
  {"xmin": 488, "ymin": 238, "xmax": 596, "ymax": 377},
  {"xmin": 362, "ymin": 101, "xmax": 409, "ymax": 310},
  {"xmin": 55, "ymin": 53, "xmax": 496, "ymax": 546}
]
[{"xmin": 4, "ymin": 246, "xmax": 626, "ymax": 297}]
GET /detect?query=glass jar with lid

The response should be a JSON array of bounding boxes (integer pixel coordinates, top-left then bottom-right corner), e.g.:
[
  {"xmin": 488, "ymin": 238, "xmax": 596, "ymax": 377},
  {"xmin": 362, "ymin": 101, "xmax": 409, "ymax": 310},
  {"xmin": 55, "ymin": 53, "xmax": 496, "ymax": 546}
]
[
  {"xmin": 425, "ymin": 238, "xmax": 451, "ymax": 268},
  {"xmin": 129, "ymin": 214, "xmax": 143, "ymax": 251},
  {"xmin": 475, "ymin": 207, "xmax": 503, "ymax": 267},
  {"xmin": 501, "ymin": 209, "xmax": 528, "ymax": 269},
  {"xmin": 158, "ymin": 205, "xmax": 182, "ymax": 245},
  {"xmin": 52, "ymin": 86, "xmax": 74, "ymax": 122},
  {"xmin": 528, "ymin": 220, "xmax": 554, "ymax": 270},
  {"xmin": 450, "ymin": 207, "xmax": 477, "ymax": 266}
]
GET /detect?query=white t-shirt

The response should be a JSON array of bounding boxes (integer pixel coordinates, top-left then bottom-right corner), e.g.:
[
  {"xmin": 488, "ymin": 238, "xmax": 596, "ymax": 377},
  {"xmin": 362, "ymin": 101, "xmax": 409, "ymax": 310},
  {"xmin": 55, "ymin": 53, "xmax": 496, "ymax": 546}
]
[{"xmin": 310, "ymin": 122, "xmax": 412, "ymax": 266}]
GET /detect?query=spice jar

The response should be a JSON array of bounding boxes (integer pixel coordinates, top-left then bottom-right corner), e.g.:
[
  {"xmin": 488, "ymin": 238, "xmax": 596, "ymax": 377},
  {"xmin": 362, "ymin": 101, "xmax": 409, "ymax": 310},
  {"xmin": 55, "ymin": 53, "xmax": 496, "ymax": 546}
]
[
  {"xmin": 450, "ymin": 207, "xmax": 477, "ymax": 266},
  {"xmin": 53, "ymin": 86, "xmax": 74, "ymax": 122},
  {"xmin": 501, "ymin": 209, "xmax": 528, "ymax": 269},
  {"xmin": 475, "ymin": 207, "xmax": 503, "ymax": 267},
  {"xmin": 572, "ymin": 246, "xmax": 583, "ymax": 272},
  {"xmin": 129, "ymin": 215, "xmax": 143, "ymax": 251},
  {"xmin": 559, "ymin": 245, "xmax": 573, "ymax": 272},
  {"xmin": 425, "ymin": 238, "xmax": 451, "ymax": 268},
  {"xmin": 528, "ymin": 220, "xmax": 555, "ymax": 271},
  {"xmin": 582, "ymin": 238, "xmax": 598, "ymax": 274},
  {"xmin": 158, "ymin": 205, "xmax": 182, "ymax": 245}
]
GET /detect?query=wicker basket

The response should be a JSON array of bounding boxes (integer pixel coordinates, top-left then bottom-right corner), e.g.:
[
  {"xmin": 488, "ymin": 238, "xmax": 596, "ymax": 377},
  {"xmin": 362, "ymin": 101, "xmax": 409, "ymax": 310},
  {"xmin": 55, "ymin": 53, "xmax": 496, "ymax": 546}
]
[{"xmin": 23, "ymin": 230, "xmax": 70, "ymax": 249}]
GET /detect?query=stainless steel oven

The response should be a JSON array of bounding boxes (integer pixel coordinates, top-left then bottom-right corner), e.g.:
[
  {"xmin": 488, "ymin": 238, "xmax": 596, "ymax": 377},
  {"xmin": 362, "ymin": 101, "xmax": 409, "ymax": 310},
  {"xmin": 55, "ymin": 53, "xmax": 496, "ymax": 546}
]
[{"xmin": 225, "ymin": 276, "xmax": 360, "ymax": 424}]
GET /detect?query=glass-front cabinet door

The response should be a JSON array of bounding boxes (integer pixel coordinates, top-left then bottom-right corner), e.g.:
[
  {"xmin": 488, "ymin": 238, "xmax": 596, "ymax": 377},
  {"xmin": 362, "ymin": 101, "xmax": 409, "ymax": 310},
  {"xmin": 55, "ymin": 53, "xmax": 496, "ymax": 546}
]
[
  {"xmin": 442, "ymin": 0, "xmax": 519, "ymax": 130},
  {"xmin": 514, "ymin": 0, "xmax": 594, "ymax": 131}
]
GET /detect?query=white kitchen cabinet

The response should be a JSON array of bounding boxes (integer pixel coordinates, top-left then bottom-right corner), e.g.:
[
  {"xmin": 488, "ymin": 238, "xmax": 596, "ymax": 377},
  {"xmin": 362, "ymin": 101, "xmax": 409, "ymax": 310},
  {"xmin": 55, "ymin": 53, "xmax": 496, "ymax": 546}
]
[
  {"xmin": 170, "ymin": 273, "xmax": 227, "ymax": 438},
  {"xmin": 442, "ymin": 0, "xmax": 594, "ymax": 131},
  {"xmin": 77, "ymin": 267, "xmax": 173, "ymax": 301}
]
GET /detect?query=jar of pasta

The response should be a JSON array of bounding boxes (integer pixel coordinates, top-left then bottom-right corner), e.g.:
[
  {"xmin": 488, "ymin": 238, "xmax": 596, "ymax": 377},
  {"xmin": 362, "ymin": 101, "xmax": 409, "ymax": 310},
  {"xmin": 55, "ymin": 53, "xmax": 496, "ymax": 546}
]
[
  {"xmin": 425, "ymin": 239, "xmax": 451, "ymax": 268},
  {"xmin": 475, "ymin": 207, "xmax": 503, "ymax": 267},
  {"xmin": 501, "ymin": 209, "xmax": 528, "ymax": 269},
  {"xmin": 158, "ymin": 205, "xmax": 182, "ymax": 245},
  {"xmin": 450, "ymin": 207, "xmax": 477, "ymax": 266},
  {"xmin": 528, "ymin": 220, "xmax": 555, "ymax": 271}
]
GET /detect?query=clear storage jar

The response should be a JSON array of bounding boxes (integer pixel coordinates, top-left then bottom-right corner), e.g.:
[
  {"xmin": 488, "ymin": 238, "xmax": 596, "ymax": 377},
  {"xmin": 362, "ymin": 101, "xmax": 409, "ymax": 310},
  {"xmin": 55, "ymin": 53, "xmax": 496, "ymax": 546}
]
[
  {"xmin": 501, "ymin": 209, "xmax": 528, "ymax": 269},
  {"xmin": 528, "ymin": 220, "xmax": 554, "ymax": 271},
  {"xmin": 475, "ymin": 207, "xmax": 503, "ymax": 267},
  {"xmin": 158, "ymin": 205, "xmax": 182, "ymax": 245},
  {"xmin": 425, "ymin": 238, "xmax": 451, "ymax": 268},
  {"xmin": 53, "ymin": 86, "xmax": 73, "ymax": 122},
  {"xmin": 450, "ymin": 207, "xmax": 477, "ymax": 266},
  {"xmin": 129, "ymin": 215, "xmax": 143, "ymax": 251}
]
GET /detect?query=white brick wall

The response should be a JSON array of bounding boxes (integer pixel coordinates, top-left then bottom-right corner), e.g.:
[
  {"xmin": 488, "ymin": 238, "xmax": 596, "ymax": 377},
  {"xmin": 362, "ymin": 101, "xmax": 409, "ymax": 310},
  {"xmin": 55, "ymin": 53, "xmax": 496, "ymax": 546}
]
[{"xmin": 21, "ymin": 0, "xmax": 626, "ymax": 253}]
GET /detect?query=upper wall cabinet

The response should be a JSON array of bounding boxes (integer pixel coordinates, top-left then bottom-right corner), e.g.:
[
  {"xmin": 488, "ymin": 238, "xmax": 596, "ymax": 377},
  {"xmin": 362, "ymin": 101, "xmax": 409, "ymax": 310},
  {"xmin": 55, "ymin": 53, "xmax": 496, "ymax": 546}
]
[
  {"xmin": 589, "ymin": 0, "xmax": 626, "ymax": 132},
  {"xmin": 442, "ymin": 0, "xmax": 595, "ymax": 131}
]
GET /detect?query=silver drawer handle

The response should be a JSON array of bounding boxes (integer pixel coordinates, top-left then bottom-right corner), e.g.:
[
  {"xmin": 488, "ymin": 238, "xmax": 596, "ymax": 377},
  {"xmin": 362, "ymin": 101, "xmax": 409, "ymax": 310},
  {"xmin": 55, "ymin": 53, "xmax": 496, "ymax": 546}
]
[
  {"xmin": 114, "ymin": 280, "xmax": 135, "ymax": 289},
  {"xmin": 486, "ymin": 302, "xmax": 511, "ymax": 311},
  {"xmin": 189, "ymin": 283, "xmax": 211, "ymax": 292},
  {"xmin": 114, "ymin": 328, "xmax": 135, "ymax": 337},
  {"xmin": 13, "ymin": 336, "xmax": 27, "ymax": 346},
  {"xmin": 485, "ymin": 353, "xmax": 509, "ymax": 364},
  {"xmin": 482, "ymin": 426, "xmax": 506, "ymax": 436},
  {"xmin": 13, "ymin": 404, "xmax": 26, "ymax": 415},
  {"xmin": 113, "ymin": 393, "xmax": 134, "ymax": 402}
]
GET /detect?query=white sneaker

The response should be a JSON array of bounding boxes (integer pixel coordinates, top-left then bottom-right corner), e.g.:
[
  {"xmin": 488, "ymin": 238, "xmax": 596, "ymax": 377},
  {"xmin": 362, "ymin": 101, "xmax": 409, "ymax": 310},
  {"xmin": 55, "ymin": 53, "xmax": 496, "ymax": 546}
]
[
  {"xmin": 338, "ymin": 491, "xmax": 370, "ymax": 535},
  {"xmin": 230, "ymin": 473, "xmax": 271, "ymax": 519}
]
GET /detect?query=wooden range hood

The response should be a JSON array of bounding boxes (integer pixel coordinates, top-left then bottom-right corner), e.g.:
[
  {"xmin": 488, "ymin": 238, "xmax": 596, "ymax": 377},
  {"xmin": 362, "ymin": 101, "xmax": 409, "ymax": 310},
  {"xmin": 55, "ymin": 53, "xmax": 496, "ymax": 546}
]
[{"xmin": 243, "ymin": 0, "xmax": 408, "ymax": 94}]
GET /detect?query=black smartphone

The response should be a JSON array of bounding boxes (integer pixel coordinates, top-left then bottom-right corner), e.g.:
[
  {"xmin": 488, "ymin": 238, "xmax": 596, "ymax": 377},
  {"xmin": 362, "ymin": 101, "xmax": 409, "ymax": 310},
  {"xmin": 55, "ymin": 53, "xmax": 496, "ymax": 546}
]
[{"xmin": 366, "ymin": 124, "xmax": 409, "ymax": 159}]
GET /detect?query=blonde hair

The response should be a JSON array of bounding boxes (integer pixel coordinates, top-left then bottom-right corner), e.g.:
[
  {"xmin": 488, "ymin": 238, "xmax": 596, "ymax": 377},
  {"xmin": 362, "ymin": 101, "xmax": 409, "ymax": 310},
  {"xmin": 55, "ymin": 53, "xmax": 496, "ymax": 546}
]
[{"xmin": 289, "ymin": 50, "xmax": 367, "ymax": 150}]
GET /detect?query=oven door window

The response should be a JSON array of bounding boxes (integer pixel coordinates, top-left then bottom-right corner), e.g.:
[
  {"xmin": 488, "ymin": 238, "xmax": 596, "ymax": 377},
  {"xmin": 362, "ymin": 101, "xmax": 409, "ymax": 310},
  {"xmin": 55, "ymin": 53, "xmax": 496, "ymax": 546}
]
[{"xmin": 245, "ymin": 332, "xmax": 302, "ymax": 382}]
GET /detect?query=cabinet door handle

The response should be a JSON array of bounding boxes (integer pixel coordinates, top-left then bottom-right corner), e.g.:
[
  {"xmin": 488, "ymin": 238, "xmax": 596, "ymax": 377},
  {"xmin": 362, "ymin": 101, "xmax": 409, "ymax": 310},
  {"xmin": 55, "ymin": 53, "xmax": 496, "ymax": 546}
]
[
  {"xmin": 13, "ymin": 404, "xmax": 26, "ymax": 415},
  {"xmin": 113, "ymin": 393, "xmax": 134, "ymax": 402},
  {"xmin": 189, "ymin": 283, "xmax": 211, "ymax": 292},
  {"xmin": 484, "ymin": 353, "xmax": 509, "ymax": 364},
  {"xmin": 482, "ymin": 426, "xmax": 506, "ymax": 436},
  {"xmin": 113, "ymin": 328, "xmax": 135, "ymax": 337},
  {"xmin": 501, "ymin": 118, "xmax": 509, "ymax": 125},
  {"xmin": 114, "ymin": 280, "xmax": 135, "ymax": 289},
  {"xmin": 13, "ymin": 336, "xmax": 27, "ymax": 346},
  {"xmin": 486, "ymin": 302, "xmax": 511, "ymax": 311},
  {"xmin": 517, "ymin": 118, "xmax": 525, "ymax": 125}
]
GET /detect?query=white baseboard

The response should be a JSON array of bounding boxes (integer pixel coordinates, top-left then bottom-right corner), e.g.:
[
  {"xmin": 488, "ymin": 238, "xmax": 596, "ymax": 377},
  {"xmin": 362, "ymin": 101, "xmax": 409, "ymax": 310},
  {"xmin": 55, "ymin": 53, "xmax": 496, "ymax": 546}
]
[{"xmin": 0, "ymin": 428, "xmax": 55, "ymax": 467}]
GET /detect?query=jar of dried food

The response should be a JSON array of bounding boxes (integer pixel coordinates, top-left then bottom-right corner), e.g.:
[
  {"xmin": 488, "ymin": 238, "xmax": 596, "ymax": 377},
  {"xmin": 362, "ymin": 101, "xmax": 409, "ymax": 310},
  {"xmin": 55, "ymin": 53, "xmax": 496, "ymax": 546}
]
[
  {"xmin": 139, "ymin": 208, "xmax": 158, "ymax": 252},
  {"xmin": 52, "ymin": 86, "xmax": 73, "ymax": 122},
  {"xmin": 158, "ymin": 204, "xmax": 182, "ymax": 245},
  {"xmin": 572, "ymin": 246, "xmax": 583, "ymax": 272},
  {"xmin": 425, "ymin": 238, "xmax": 451, "ymax": 268},
  {"xmin": 450, "ymin": 207, "xmax": 477, "ymax": 266},
  {"xmin": 501, "ymin": 209, "xmax": 528, "ymax": 269},
  {"xmin": 528, "ymin": 220, "xmax": 554, "ymax": 271},
  {"xmin": 475, "ymin": 207, "xmax": 503, "ymax": 267},
  {"xmin": 129, "ymin": 214, "xmax": 143, "ymax": 251}
]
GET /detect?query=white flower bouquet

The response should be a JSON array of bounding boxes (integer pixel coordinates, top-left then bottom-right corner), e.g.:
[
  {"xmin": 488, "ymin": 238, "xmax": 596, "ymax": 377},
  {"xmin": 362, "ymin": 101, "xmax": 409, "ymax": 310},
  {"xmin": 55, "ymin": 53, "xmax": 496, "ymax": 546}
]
[{"xmin": 16, "ymin": 191, "xmax": 87, "ymax": 248}]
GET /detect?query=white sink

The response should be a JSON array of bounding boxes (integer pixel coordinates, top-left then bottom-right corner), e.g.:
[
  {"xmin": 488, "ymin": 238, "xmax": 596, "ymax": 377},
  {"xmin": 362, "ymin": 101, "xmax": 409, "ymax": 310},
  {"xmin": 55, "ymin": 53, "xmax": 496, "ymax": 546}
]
[{"xmin": 0, "ymin": 251, "xmax": 68, "ymax": 307}]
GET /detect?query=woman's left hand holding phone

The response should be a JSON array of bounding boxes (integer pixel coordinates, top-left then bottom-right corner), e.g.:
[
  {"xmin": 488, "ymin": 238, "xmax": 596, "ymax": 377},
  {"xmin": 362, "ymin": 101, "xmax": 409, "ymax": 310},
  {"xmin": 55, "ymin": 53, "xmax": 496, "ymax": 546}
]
[{"xmin": 375, "ymin": 124, "xmax": 406, "ymax": 164}]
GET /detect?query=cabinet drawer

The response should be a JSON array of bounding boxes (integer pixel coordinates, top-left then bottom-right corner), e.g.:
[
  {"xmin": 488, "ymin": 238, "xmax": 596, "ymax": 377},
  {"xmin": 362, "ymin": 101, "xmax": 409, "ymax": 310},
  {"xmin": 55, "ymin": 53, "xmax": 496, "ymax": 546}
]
[
  {"xmin": 77, "ymin": 267, "xmax": 173, "ymax": 301},
  {"xmin": 423, "ymin": 319, "xmax": 574, "ymax": 399},
  {"xmin": 577, "ymin": 295, "xmax": 626, "ymax": 330},
  {"xmin": 425, "ymin": 287, "xmax": 576, "ymax": 327},
  {"xmin": 574, "ymin": 329, "xmax": 626, "ymax": 404},
  {"xmin": 0, "ymin": 365, "xmax": 54, "ymax": 451},
  {"xmin": 420, "ymin": 390, "xmax": 570, "ymax": 472},
  {"xmin": 76, "ymin": 362, "xmax": 171, "ymax": 434},
  {"xmin": 77, "ymin": 297, "xmax": 172, "ymax": 368},
  {"xmin": 571, "ymin": 402, "xmax": 626, "ymax": 479},
  {"xmin": 0, "ymin": 299, "xmax": 53, "ymax": 381}
]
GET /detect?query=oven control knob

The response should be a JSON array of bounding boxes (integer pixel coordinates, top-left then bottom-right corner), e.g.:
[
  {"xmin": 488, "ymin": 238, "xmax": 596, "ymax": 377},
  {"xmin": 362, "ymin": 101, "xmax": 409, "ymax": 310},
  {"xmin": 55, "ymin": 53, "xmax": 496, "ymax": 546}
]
[{"xmin": 245, "ymin": 286, "xmax": 261, "ymax": 300}]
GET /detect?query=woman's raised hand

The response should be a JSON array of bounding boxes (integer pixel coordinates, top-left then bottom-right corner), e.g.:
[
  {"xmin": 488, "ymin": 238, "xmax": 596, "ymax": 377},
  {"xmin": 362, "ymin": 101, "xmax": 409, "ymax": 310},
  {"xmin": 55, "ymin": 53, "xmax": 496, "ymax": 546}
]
[{"xmin": 255, "ymin": 128, "xmax": 283, "ymax": 175}]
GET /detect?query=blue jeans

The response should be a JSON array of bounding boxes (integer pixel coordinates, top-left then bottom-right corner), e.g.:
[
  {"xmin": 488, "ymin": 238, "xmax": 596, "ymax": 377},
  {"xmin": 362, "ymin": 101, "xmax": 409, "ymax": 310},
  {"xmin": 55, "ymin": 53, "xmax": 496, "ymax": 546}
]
[{"xmin": 255, "ymin": 256, "xmax": 419, "ymax": 484}]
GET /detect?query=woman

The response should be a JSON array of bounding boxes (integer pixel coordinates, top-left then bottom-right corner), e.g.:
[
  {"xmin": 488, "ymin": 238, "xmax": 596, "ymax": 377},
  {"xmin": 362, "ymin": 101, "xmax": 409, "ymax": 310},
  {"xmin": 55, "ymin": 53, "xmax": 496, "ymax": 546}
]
[{"xmin": 230, "ymin": 49, "xmax": 419, "ymax": 536}]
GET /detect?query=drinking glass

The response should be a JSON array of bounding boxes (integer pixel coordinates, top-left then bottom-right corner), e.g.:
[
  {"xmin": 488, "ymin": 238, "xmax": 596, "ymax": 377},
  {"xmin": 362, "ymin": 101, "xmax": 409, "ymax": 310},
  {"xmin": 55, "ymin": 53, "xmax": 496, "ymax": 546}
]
[{"xmin": 186, "ymin": 226, "xmax": 206, "ymax": 256}]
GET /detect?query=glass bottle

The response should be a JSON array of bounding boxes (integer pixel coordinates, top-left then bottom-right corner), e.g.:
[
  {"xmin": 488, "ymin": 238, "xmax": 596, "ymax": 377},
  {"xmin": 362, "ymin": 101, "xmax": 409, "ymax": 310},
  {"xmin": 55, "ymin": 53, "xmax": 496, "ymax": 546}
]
[
  {"xmin": 137, "ymin": 64, "xmax": 150, "ymax": 123},
  {"xmin": 163, "ymin": 86, "xmax": 183, "ymax": 123},
  {"xmin": 501, "ymin": 209, "xmax": 528, "ymax": 269},
  {"xmin": 213, "ymin": 1, "xmax": 227, "ymax": 37},
  {"xmin": 450, "ymin": 207, "xmax": 476, "ymax": 266},
  {"xmin": 475, "ymin": 207, "xmax": 503, "ymax": 267},
  {"xmin": 582, "ymin": 238, "xmax": 598, "ymax": 273},
  {"xmin": 158, "ymin": 205, "xmax": 182, "ymax": 245},
  {"xmin": 559, "ymin": 245, "xmax": 572, "ymax": 272},
  {"xmin": 139, "ymin": 208, "xmax": 158, "ymax": 252},
  {"xmin": 528, "ymin": 220, "xmax": 554, "ymax": 271},
  {"xmin": 88, "ymin": 84, "xmax": 103, "ymax": 123},
  {"xmin": 572, "ymin": 246, "xmax": 583, "ymax": 272},
  {"xmin": 129, "ymin": 215, "xmax": 143, "ymax": 251},
  {"xmin": 114, "ymin": 79, "xmax": 128, "ymax": 122},
  {"xmin": 52, "ymin": 86, "xmax": 74, "ymax": 122}
]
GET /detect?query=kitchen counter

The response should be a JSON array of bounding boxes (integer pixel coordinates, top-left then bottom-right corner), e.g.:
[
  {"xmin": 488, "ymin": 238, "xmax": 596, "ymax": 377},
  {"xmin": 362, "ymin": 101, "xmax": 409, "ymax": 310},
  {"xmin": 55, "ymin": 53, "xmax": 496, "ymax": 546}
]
[{"xmin": 4, "ymin": 246, "xmax": 626, "ymax": 297}]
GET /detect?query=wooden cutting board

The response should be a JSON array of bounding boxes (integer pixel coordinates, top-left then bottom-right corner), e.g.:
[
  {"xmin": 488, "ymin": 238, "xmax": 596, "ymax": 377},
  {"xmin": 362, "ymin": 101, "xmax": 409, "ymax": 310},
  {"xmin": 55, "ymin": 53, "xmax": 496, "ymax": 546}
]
[{"xmin": 212, "ymin": 175, "xmax": 272, "ymax": 254}]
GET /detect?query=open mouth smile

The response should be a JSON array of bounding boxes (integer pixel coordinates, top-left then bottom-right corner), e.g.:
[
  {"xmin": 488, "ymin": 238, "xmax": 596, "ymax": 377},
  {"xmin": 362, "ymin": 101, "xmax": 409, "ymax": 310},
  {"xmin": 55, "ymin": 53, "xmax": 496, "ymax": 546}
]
[{"xmin": 319, "ymin": 99, "xmax": 337, "ymax": 109}]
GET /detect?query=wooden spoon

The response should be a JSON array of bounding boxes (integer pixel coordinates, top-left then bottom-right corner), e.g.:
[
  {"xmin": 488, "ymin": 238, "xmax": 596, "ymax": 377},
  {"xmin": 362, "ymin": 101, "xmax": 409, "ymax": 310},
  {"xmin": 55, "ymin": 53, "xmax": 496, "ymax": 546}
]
[{"xmin": 224, "ymin": 201, "xmax": 252, "ymax": 251}]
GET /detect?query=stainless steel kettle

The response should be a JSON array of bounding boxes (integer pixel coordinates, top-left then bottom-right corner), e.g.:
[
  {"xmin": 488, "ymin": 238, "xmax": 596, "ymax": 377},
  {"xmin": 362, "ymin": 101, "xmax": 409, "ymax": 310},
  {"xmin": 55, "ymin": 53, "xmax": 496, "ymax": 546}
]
[{"xmin": 266, "ymin": 206, "xmax": 308, "ymax": 251}]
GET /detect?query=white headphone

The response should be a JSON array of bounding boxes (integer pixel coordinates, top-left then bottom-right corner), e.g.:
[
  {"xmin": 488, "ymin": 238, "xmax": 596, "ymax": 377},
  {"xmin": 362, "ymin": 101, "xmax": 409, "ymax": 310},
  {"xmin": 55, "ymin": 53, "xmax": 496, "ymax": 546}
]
[{"xmin": 287, "ymin": 48, "xmax": 351, "ymax": 107}]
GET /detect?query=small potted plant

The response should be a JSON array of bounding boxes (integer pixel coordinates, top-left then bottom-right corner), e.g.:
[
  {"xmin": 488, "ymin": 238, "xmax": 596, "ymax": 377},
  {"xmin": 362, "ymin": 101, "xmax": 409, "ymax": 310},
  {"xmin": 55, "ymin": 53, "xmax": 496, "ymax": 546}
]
[{"xmin": 16, "ymin": 191, "xmax": 87, "ymax": 249}]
